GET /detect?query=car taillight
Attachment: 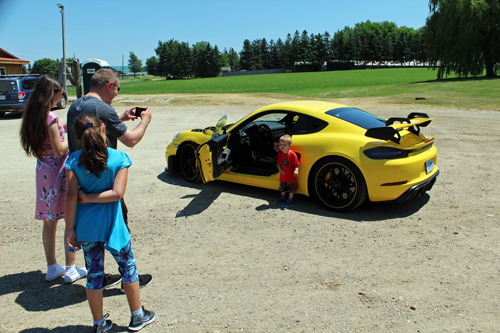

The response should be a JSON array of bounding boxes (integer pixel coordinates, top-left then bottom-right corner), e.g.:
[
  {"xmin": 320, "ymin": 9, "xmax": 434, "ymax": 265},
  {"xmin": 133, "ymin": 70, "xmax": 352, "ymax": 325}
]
[
  {"xmin": 18, "ymin": 91, "xmax": 26, "ymax": 99},
  {"xmin": 363, "ymin": 147, "xmax": 409, "ymax": 160}
]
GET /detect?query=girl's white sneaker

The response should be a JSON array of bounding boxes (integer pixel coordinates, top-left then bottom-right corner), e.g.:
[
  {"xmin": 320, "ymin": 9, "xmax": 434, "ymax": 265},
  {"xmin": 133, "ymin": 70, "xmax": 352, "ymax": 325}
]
[
  {"xmin": 64, "ymin": 265, "xmax": 87, "ymax": 283},
  {"xmin": 45, "ymin": 263, "xmax": 66, "ymax": 281}
]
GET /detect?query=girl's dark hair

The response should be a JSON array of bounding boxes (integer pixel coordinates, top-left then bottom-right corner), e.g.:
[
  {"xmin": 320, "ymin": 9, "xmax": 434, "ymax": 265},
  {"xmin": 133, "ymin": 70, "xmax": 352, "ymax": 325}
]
[
  {"xmin": 73, "ymin": 114, "xmax": 108, "ymax": 177},
  {"xmin": 20, "ymin": 75, "xmax": 63, "ymax": 159}
]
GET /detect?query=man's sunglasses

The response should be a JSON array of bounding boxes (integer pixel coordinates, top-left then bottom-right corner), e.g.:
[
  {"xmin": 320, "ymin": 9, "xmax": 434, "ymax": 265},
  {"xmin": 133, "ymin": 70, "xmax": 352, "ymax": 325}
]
[{"xmin": 104, "ymin": 80, "xmax": 120, "ymax": 92}]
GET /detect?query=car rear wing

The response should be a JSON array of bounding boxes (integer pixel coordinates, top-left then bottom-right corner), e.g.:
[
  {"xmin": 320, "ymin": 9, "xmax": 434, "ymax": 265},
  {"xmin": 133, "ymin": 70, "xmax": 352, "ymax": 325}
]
[{"xmin": 365, "ymin": 113, "xmax": 437, "ymax": 144}]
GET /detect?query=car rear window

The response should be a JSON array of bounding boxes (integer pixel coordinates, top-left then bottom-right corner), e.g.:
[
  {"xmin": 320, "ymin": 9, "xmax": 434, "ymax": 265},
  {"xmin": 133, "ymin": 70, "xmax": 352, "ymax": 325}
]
[
  {"xmin": 0, "ymin": 81, "xmax": 17, "ymax": 92},
  {"xmin": 22, "ymin": 79, "xmax": 39, "ymax": 89},
  {"xmin": 325, "ymin": 107, "xmax": 386, "ymax": 129}
]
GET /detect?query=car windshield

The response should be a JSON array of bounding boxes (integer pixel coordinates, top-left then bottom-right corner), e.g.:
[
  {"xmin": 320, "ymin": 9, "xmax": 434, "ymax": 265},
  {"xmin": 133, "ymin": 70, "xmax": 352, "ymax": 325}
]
[
  {"xmin": 325, "ymin": 107, "xmax": 386, "ymax": 129},
  {"xmin": 0, "ymin": 81, "xmax": 17, "ymax": 92},
  {"xmin": 254, "ymin": 113, "xmax": 288, "ymax": 122}
]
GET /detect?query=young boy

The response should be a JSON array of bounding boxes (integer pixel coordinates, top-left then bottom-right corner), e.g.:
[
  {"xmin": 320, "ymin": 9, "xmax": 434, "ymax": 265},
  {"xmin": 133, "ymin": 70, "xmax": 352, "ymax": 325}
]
[{"xmin": 275, "ymin": 134, "xmax": 300, "ymax": 207}]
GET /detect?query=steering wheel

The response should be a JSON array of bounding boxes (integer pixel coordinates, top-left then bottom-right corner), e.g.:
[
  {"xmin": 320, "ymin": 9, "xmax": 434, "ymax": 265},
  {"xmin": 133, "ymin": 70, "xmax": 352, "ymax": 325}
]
[{"xmin": 257, "ymin": 124, "xmax": 273, "ymax": 146}]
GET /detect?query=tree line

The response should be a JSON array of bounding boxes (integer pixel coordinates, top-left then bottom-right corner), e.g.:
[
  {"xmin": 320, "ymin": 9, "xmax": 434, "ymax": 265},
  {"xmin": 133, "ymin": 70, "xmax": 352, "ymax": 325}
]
[
  {"xmin": 146, "ymin": 0, "xmax": 500, "ymax": 79},
  {"xmin": 145, "ymin": 21, "xmax": 427, "ymax": 78}
]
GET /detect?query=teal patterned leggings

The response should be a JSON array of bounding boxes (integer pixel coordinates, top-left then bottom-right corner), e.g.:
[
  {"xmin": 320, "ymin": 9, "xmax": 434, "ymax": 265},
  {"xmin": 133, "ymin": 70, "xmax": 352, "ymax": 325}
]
[{"xmin": 81, "ymin": 240, "xmax": 139, "ymax": 290}]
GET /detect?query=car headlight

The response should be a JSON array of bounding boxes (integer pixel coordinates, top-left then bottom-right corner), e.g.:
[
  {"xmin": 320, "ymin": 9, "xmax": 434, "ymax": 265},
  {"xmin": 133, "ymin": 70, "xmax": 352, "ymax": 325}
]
[
  {"xmin": 363, "ymin": 147, "xmax": 409, "ymax": 160},
  {"xmin": 172, "ymin": 132, "xmax": 180, "ymax": 141}
]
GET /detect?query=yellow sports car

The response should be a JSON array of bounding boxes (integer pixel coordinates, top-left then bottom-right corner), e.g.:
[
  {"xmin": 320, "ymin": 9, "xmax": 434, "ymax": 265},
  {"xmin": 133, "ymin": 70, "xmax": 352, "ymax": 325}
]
[{"xmin": 165, "ymin": 100, "xmax": 439, "ymax": 211}]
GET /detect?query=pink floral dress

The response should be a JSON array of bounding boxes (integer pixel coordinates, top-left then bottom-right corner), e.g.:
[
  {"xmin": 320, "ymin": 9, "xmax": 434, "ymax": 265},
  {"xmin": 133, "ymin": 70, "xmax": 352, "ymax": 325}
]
[{"xmin": 35, "ymin": 112, "xmax": 68, "ymax": 222}]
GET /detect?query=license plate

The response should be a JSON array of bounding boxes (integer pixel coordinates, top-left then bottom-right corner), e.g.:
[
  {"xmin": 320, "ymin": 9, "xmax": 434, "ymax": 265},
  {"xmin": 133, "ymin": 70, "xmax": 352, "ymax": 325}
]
[
  {"xmin": 0, "ymin": 96, "xmax": 6, "ymax": 100},
  {"xmin": 425, "ymin": 159, "xmax": 434, "ymax": 174}
]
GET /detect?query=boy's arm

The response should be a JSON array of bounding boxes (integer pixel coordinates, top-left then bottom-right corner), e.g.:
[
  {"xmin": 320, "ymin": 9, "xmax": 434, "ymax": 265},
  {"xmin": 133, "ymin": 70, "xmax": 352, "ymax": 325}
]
[
  {"xmin": 277, "ymin": 163, "xmax": 286, "ymax": 175},
  {"xmin": 66, "ymin": 170, "xmax": 79, "ymax": 250},
  {"xmin": 294, "ymin": 166, "xmax": 299, "ymax": 177},
  {"xmin": 78, "ymin": 168, "xmax": 129, "ymax": 204}
]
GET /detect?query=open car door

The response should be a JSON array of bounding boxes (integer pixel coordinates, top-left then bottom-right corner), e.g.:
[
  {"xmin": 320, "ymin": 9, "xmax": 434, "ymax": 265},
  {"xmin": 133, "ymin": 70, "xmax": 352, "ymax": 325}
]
[{"xmin": 196, "ymin": 116, "xmax": 231, "ymax": 183}]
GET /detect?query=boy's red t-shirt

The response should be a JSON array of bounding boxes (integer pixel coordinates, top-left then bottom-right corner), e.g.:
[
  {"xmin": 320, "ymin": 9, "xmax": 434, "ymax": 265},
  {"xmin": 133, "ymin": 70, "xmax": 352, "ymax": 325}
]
[{"xmin": 277, "ymin": 150, "xmax": 300, "ymax": 183}]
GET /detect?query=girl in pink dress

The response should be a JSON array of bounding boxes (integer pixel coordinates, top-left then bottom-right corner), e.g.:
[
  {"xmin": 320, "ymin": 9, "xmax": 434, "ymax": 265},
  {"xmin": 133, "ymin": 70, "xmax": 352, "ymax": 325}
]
[{"xmin": 20, "ymin": 75, "xmax": 86, "ymax": 283}]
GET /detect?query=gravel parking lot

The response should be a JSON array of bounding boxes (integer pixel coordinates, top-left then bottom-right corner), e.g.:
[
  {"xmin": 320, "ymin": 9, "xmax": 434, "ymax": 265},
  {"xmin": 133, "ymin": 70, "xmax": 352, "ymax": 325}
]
[{"xmin": 1, "ymin": 94, "xmax": 499, "ymax": 332}]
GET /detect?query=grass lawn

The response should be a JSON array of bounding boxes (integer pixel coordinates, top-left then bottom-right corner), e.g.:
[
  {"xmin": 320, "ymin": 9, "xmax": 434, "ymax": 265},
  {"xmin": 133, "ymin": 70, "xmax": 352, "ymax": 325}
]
[{"xmin": 67, "ymin": 68, "xmax": 500, "ymax": 111}]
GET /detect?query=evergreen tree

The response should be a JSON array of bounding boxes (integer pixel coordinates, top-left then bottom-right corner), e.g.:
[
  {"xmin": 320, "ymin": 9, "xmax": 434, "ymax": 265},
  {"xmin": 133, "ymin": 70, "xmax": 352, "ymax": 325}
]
[
  {"xmin": 239, "ymin": 39, "xmax": 254, "ymax": 70},
  {"xmin": 227, "ymin": 47, "xmax": 240, "ymax": 71},
  {"xmin": 283, "ymin": 33, "xmax": 294, "ymax": 70},
  {"xmin": 145, "ymin": 56, "xmax": 159, "ymax": 75},
  {"xmin": 128, "ymin": 52, "xmax": 143, "ymax": 77},
  {"xmin": 260, "ymin": 38, "xmax": 271, "ymax": 69}
]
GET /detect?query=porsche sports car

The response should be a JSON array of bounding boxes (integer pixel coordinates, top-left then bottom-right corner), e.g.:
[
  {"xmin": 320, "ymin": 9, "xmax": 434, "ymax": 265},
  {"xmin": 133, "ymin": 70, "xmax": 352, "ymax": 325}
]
[{"xmin": 165, "ymin": 100, "xmax": 439, "ymax": 211}]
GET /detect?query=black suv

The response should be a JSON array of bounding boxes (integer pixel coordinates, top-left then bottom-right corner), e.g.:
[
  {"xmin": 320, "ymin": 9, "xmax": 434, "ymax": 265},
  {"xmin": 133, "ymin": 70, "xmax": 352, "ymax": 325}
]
[{"xmin": 0, "ymin": 75, "xmax": 68, "ymax": 116}]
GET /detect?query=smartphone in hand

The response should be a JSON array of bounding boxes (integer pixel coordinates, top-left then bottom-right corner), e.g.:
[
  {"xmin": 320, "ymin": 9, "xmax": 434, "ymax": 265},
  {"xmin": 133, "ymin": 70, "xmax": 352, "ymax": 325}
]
[{"xmin": 135, "ymin": 107, "xmax": 147, "ymax": 118}]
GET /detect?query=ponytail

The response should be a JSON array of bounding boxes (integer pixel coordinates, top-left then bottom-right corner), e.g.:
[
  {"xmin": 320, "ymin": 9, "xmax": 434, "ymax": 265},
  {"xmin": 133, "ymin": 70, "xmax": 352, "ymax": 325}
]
[{"xmin": 73, "ymin": 115, "xmax": 108, "ymax": 177}]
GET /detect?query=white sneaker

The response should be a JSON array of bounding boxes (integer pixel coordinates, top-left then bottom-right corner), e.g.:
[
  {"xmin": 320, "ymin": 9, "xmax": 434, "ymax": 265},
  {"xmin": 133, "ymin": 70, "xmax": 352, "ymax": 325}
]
[
  {"xmin": 46, "ymin": 263, "xmax": 66, "ymax": 281},
  {"xmin": 64, "ymin": 266, "xmax": 87, "ymax": 283}
]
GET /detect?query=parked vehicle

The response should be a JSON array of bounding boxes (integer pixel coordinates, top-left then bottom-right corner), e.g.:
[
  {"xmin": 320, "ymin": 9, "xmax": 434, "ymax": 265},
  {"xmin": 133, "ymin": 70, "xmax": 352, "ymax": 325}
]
[
  {"xmin": 165, "ymin": 101, "xmax": 439, "ymax": 211},
  {"xmin": 0, "ymin": 75, "xmax": 68, "ymax": 116}
]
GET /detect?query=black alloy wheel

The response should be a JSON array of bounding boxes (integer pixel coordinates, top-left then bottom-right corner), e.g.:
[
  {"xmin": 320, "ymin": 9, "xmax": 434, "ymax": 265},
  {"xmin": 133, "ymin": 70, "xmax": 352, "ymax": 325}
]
[
  {"xmin": 179, "ymin": 142, "xmax": 201, "ymax": 183},
  {"xmin": 311, "ymin": 157, "xmax": 367, "ymax": 211}
]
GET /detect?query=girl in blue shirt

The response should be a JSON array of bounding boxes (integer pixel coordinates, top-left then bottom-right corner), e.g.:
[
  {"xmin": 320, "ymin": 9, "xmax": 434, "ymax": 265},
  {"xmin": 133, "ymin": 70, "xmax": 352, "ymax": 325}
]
[{"xmin": 66, "ymin": 114, "xmax": 155, "ymax": 332}]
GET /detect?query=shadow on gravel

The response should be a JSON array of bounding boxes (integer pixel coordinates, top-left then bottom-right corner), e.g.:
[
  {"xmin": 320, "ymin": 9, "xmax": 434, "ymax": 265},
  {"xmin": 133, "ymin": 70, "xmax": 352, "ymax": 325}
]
[
  {"xmin": 157, "ymin": 170, "xmax": 430, "ymax": 222},
  {"xmin": 19, "ymin": 324, "xmax": 130, "ymax": 332},
  {"xmin": 0, "ymin": 270, "xmax": 123, "ymax": 312},
  {"xmin": 0, "ymin": 111, "xmax": 22, "ymax": 120}
]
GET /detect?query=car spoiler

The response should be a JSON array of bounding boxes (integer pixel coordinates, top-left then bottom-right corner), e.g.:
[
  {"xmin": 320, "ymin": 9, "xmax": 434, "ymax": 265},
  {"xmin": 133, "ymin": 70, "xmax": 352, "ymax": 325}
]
[{"xmin": 365, "ymin": 113, "xmax": 437, "ymax": 144}]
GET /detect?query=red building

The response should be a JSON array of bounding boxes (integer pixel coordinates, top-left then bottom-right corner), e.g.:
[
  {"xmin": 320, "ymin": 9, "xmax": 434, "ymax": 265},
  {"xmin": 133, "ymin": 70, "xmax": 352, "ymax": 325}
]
[{"xmin": 0, "ymin": 48, "xmax": 30, "ymax": 75}]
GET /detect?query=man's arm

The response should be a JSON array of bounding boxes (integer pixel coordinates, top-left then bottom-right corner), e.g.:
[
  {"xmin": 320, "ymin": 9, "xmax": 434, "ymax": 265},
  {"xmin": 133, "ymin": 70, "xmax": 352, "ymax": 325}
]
[{"xmin": 118, "ymin": 107, "xmax": 152, "ymax": 148}]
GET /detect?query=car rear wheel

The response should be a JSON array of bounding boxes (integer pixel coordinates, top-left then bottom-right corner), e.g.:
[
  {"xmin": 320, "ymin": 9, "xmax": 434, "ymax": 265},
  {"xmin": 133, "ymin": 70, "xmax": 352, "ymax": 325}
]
[
  {"xmin": 311, "ymin": 157, "xmax": 367, "ymax": 211},
  {"xmin": 56, "ymin": 94, "xmax": 67, "ymax": 109},
  {"xmin": 179, "ymin": 142, "xmax": 201, "ymax": 183}
]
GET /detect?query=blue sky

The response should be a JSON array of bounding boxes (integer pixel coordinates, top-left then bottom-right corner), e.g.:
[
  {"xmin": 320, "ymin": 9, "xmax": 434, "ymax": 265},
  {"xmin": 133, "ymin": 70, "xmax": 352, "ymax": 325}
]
[{"xmin": 0, "ymin": 0, "xmax": 431, "ymax": 67}]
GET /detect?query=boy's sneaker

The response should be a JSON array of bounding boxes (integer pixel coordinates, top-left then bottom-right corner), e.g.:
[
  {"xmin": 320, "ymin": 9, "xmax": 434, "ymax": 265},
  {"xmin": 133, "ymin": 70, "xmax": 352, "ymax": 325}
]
[
  {"xmin": 103, "ymin": 274, "xmax": 122, "ymax": 290},
  {"xmin": 45, "ymin": 263, "xmax": 66, "ymax": 281},
  {"xmin": 275, "ymin": 198, "xmax": 286, "ymax": 204},
  {"xmin": 93, "ymin": 314, "xmax": 113, "ymax": 333},
  {"xmin": 128, "ymin": 306, "xmax": 156, "ymax": 331},
  {"xmin": 120, "ymin": 274, "xmax": 153, "ymax": 293},
  {"xmin": 282, "ymin": 200, "xmax": 294, "ymax": 207},
  {"xmin": 64, "ymin": 266, "xmax": 87, "ymax": 283}
]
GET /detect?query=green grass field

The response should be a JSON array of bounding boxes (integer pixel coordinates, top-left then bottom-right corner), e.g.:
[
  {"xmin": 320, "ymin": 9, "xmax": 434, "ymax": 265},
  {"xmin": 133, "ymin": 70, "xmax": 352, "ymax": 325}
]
[{"xmin": 68, "ymin": 68, "xmax": 500, "ymax": 110}]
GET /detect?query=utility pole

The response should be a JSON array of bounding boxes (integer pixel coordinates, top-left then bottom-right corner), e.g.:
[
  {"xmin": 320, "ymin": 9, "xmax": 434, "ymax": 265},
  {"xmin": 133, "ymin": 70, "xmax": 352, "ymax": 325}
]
[{"xmin": 57, "ymin": 4, "xmax": 66, "ymax": 92}]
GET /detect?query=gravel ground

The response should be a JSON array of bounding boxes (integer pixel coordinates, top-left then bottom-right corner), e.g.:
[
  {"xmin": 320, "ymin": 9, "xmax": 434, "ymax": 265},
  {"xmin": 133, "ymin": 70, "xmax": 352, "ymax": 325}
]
[{"xmin": 1, "ymin": 94, "xmax": 499, "ymax": 332}]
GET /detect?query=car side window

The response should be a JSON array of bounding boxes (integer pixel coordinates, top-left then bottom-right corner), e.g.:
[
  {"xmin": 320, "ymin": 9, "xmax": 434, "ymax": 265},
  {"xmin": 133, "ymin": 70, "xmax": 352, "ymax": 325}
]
[
  {"xmin": 292, "ymin": 114, "xmax": 328, "ymax": 135},
  {"xmin": 22, "ymin": 80, "xmax": 38, "ymax": 90}
]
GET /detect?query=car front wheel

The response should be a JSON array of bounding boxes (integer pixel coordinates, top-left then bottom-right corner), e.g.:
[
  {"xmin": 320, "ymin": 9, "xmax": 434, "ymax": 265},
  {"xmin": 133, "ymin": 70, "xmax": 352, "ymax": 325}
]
[
  {"xmin": 179, "ymin": 142, "xmax": 201, "ymax": 183},
  {"xmin": 311, "ymin": 157, "xmax": 367, "ymax": 211}
]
